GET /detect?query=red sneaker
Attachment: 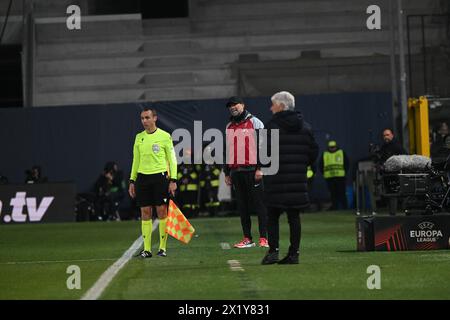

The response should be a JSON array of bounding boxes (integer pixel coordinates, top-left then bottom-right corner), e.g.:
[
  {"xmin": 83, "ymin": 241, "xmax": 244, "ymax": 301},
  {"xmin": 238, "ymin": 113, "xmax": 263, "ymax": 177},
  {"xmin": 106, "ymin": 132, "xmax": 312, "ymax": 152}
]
[
  {"xmin": 259, "ymin": 237, "xmax": 269, "ymax": 248},
  {"xmin": 233, "ymin": 237, "xmax": 256, "ymax": 248}
]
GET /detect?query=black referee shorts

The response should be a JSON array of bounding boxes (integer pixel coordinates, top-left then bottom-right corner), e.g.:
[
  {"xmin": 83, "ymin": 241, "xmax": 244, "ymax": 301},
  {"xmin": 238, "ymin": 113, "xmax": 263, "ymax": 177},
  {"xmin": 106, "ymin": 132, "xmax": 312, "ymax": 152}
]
[{"xmin": 135, "ymin": 172, "xmax": 169, "ymax": 207}]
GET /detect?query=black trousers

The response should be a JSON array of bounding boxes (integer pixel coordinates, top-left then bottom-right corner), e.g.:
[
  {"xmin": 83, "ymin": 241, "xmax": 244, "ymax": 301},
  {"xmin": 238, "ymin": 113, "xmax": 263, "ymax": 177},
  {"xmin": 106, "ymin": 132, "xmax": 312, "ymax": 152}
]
[
  {"xmin": 267, "ymin": 207, "xmax": 301, "ymax": 254},
  {"xmin": 231, "ymin": 170, "xmax": 268, "ymax": 239},
  {"xmin": 326, "ymin": 177, "xmax": 348, "ymax": 210}
]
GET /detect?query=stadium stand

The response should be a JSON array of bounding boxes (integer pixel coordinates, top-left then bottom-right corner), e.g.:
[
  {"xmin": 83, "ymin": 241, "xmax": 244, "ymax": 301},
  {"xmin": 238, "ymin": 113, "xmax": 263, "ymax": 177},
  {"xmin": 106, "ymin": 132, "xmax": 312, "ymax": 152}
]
[{"xmin": 1, "ymin": 0, "xmax": 446, "ymax": 107}]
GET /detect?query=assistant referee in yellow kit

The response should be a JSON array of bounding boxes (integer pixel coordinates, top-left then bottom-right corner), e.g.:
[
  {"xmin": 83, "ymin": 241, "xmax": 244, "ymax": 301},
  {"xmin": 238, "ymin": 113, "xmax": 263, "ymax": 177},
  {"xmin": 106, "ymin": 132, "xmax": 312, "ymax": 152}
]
[{"xmin": 128, "ymin": 107, "xmax": 177, "ymax": 258}]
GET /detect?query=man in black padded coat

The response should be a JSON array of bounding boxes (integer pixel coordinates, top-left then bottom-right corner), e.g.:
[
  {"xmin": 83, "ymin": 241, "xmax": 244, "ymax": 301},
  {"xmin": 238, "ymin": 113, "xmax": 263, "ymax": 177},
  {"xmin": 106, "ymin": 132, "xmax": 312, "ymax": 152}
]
[{"xmin": 261, "ymin": 91, "xmax": 319, "ymax": 265}]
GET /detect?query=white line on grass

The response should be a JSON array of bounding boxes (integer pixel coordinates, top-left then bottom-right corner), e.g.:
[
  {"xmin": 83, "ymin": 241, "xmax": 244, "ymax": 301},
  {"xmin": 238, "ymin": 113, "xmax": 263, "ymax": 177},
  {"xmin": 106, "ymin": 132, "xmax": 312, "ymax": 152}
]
[
  {"xmin": 1, "ymin": 258, "xmax": 117, "ymax": 265},
  {"xmin": 220, "ymin": 242, "xmax": 231, "ymax": 250},
  {"xmin": 81, "ymin": 219, "xmax": 159, "ymax": 300},
  {"xmin": 227, "ymin": 259, "xmax": 244, "ymax": 272}
]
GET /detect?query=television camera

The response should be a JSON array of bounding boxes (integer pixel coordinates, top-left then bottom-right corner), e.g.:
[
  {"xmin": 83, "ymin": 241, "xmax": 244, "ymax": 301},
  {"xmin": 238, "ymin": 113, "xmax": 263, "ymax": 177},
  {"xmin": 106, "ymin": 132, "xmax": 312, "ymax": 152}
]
[{"xmin": 376, "ymin": 154, "xmax": 450, "ymax": 215}]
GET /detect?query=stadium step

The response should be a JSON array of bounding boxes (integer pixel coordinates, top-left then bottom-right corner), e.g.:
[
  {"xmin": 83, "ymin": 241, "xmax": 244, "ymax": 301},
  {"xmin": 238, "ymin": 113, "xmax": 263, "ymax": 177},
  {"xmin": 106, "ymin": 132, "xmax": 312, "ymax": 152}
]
[
  {"xmin": 36, "ymin": 39, "xmax": 145, "ymax": 58},
  {"xmin": 142, "ymin": 18, "xmax": 190, "ymax": 36},
  {"xmin": 36, "ymin": 56, "xmax": 146, "ymax": 75},
  {"xmin": 35, "ymin": 38, "xmax": 429, "ymax": 77},
  {"xmin": 34, "ymin": 83, "xmax": 236, "ymax": 106},
  {"xmin": 36, "ymin": 24, "xmax": 443, "ymax": 61},
  {"xmin": 35, "ymin": 14, "xmax": 143, "ymax": 43},
  {"xmin": 189, "ymin": 7, "xmax": 440, "ymax": 36},
  {"xmin": 143, "ymin": 83, "xmax": 236, "ymax": 102},
  {"xmin": 36, "ymin": 68, "xmax": 233, "ymax": 92},
  {"xmin": 190, "ymin": 0, "xmax": 441, "ymax": 20}
]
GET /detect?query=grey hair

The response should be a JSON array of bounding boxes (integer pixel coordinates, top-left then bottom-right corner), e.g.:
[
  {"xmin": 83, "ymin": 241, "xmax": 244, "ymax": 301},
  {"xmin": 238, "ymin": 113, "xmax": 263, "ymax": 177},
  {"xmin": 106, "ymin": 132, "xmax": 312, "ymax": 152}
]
[{"xmin": 271, "ymin": 91, "xmax": 295, "ymax": 111}]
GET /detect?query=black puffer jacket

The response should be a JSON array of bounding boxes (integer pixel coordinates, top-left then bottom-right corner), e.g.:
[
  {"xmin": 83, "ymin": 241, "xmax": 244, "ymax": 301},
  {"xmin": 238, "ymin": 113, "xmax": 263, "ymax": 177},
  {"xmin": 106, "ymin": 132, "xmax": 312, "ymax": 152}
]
[{"xmin": 263, "ymin": 110, "xmax": 319, "ymax": 209}]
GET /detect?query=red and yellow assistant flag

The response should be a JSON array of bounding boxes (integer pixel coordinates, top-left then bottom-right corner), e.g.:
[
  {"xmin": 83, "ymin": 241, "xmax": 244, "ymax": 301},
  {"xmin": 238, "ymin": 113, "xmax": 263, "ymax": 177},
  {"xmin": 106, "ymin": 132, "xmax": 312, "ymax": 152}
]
[{"xmin": 166, "ymin": 200, "xmax": 195, "ymax": 244}]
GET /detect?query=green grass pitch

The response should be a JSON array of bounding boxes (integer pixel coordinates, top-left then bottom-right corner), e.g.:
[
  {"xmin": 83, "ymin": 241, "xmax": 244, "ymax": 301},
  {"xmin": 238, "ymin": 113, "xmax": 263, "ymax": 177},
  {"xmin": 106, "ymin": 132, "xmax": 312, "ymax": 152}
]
[{"xmin": 0, "ymin": 212, "xmax": 449, "ymax": 300}]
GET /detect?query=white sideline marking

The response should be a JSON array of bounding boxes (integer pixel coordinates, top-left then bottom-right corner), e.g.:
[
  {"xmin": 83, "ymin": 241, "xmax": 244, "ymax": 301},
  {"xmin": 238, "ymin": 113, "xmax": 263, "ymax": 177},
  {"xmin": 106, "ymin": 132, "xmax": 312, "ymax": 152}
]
[
  {"xmin": 81, "ymin": 220, "xmax": 159, "ymax": 300},
  {"xmin": 220, "ymin": 242, "xmax": 231, "ymax": 250},
  {"xmin": 227, "ymin": 259, "xmax": 244, "ymax": 272},
  {"xmin": 1, "ymin": 258, "xmax": 116, "ymax": 265}
]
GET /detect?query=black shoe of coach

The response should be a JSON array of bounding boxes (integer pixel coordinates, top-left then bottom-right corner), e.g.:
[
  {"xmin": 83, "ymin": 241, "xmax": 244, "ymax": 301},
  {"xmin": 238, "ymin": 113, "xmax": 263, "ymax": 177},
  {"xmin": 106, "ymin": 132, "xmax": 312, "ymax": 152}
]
[
  {"xmin": 261, "ymin": 251, "xmax": 279, "ymax": 265},
  {"xmin": 278, "ymin": 253, "xmax": 299, "ymax": 265}
]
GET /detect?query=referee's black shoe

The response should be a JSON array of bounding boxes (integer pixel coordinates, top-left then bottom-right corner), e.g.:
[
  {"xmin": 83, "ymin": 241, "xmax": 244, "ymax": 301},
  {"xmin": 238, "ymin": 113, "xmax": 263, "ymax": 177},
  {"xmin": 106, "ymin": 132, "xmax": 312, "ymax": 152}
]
[
  {"xmin": 135, "ymin": 250, "xmax": 152, "ymax": 258},
  {"xmin": 157, "ymin": 249, "xmax": 167, "ymax": 257}
]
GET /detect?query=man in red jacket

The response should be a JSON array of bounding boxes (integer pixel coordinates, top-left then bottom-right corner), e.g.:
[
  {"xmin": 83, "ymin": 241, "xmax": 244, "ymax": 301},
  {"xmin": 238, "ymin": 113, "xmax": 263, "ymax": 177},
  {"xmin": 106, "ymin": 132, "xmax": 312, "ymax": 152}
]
[{"xmin": 224, "ymin": 96, "xmax": 268, "ymax": 248}]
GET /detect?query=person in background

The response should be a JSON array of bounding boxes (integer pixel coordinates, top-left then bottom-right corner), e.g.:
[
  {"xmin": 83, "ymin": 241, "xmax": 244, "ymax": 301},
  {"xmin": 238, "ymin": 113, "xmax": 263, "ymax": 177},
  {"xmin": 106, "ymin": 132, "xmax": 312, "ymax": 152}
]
[
  {"xmin": 177, "ymin": 162, "xmax": 200, "ymax": 218},
  {"xmin": 436, "ymin": 122, "xmax": 449, "ymax": 142},
  {"xmin": 200, "ymin": 163, "xmax": 221, "ymax": 217},
  {"xmin": 306, "ymin": 163, "xmax": 321, "ymax": 211},
  {"xmin": 104, "ymin": 161, "xmax": 126, "ymax": 213},
  {"xmin": 94, "ymin": 170, "xmax": 113, "ymax": 220},
  {"xmin": 377, "ymin": 128, "xmax": 407, "ymax": 215},
  {"xmin": 431, "ymin": 122, "xmax": 449, "ymax": 158},
  {"xmin": 319, "ymin": 140, "xmax": 349, "ymax": 211},
  {"xmin": 25, "ymin": 165, "xmax": 48, "ymax": 184},
  {"xmin": 432, "ymin": 134, "xmax": 450, "ymax": 164},
  {"xmin": 94, "ymin": 167, "xmax": 117, "ymax": 221},
  {"xmin": 0, "ymin": 173, "xmax": 8, "ymax": 185},
  {"xmin": 198, "ymin": 144, "xmax": 221, "ymax": 217},
  {"xmin": 176, "ymin": 148, "xmax": 200, "ymax": 218},
  {"xmin": 378, "ymin": 128, "xmax": 407, "ymax": 163}
]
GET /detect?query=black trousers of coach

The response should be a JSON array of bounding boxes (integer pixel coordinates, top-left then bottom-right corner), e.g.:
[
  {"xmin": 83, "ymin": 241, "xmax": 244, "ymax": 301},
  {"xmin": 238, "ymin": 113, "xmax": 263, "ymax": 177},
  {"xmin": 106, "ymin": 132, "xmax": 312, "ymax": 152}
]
[
  {"xmin": 267, "ymin": 208, "xmax": 301, "ymax": 254},
  {"xmin": 231, "ymin": 170, "xmax": 268, "ymax": 240}
]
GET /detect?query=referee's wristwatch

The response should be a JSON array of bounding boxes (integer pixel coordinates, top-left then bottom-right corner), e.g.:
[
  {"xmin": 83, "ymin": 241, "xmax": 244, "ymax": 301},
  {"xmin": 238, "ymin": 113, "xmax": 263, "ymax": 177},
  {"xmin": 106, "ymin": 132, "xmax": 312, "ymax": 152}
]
[
  {"xmin": 129, "ymin": 180, "xmax": 135, "ymax": 185},
  {"xmin": 169, "ymin": 179, "xmax": 177, "ymax": 183}
]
